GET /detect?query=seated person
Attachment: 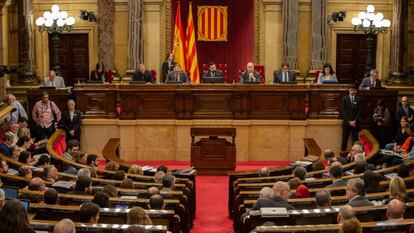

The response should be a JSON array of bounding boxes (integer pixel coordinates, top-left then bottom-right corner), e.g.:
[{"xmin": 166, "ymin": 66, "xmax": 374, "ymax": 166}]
[
  {"xmin": 0, "ymin": 158, "xmax": 8, "ymax": 173},
  {"xmin": 18, "ymin": 151, "xmax": 37, "ymax": 166},
  {"xmin": 165, "ymin": 64, "xmax": 188, "ymax": 83},
  {"xmin": 36, "ymin": 155, "xmax": 51, "ymax": 169},
  {"xmin": 327, "ymin": 165, "xmax": 346, "ymax": 188},
  {"xmin": 127, "ymin": 207, "xmax": 153, "ymax": 225},
  {"xmin": 363, "ymin": 170, "xmax": 385, "ymax": 193},
  {"xmin": 273, "ymin": 62, "xmax": 296, "ymax": 83},
  {"xmin": 346, "ymin": 178, "xmax": 374, "ymax": 207},
  {"xmin": 128, "ymin": 164, "xmax": 143, "ymax": 175},
  {"xmin": 90, "ymin": 62, "xmax": 107, "ymax": 82},
  {"xmin": 43, "ymin": 69, "xmax": 65, "ymax": 88},
  {"xmin": 77, "ymin": 168, "xmax": 91, "ymax": 178},
  {"xmin": 385, "ymin": 116, "xmax": 411, "ymax": 151},
  {"xmin": 240, "ymin": 62, "xmax": 261, "ymax": 83},
  {"xmin": 154, "ymin": 170, "xmax": 165, "ymax": 183},
  {"xmin": 252, "ymin": 181, "xmax": 294, "ymax": 210},
  {"xmin": 19, "ymin": 166, "xmax": 33, "ymax": 180},
  {"xmin": 68, "ymin": 175, "xmax": 91, "ymax": 195},
  {"xmin": 293, "ymin": 166, "xmax": 306, "ymax": 181},
  {"xmin": 44, "ymin": 188, "xmax": 59, "ymax": 205},
  {"xmin": 147, "ymin": 186, "xmax": 160, "ymax": 197},
  {"xmin": 10, "ymin": 146, "xmax": 22, "ymax": 161},
  {"xmin": 384, "ymin": 176, "xmax": 414, "ymax": 204},
  {"xmin": 337, "ymin": 205, "xmax": 355, "ymax": 223},
  {"xmin": 341, "ymin": 219, "xmax": 362, "ymax": 233},
  {"xmin": 203, "ymin": 61, "xmax": 224, "ymax": 79},
  {"xmin": 346, "ymin": 143, "xmax": 364, "ymax": 162},
  {"xmin": 103, "ymin": 184, "xmax": 118, "ymax": 198},
  {"xmin": 258, "ymin": 167, "xmax": 270, "ymax": 177},
  {"xmin": 317, "ymin": 63, "xmax": 337, "ymax": 84},
  {"xmin": 148, "ymin": 194, "xmax": 165, "ymax": 210},
  {"xmin": 74, "ymin": 151, "xmax": 87, "ymax": 165},
  {"xmin": 324, "ymin": 149, "xmax": 348, "ymax": 165},
  {"xmin": 53, "ymin": 219, "xmax": 75, "ymax": 233},
  {"xmin": 0, "ymin": 133, "xmax": 14, "ymax": 157},
  {"xmin": 386, "ymin": 199, "xmax": 405, "ymax": 222},
  {"xmin": 86, "ymin": 154, "xmax": 98, "ymax": 168},
  {"xmin": 354, "ymin": 153, "xmax": 375, "ymax": 174},
  {"xmin": 16, "ymin": 135, "xmax": 33, "ymax": 152},
  {"xmin": 19, "ymin": 177, "xmax": 45, "ymax": 203},
  {"xmin": 112, "ymin": 170, "xmax": 127, "ymax": 181},
  {"xmin": 287, "ymin": 177, "xmax": 302, "ymax": 190},
  {"xmin": 7, "ymin": 122, "xmax": 19, "ymax": 146},
  {"xmin": 161, "ymin": 174, "xmax": 176, "ymax": 192},
  {"xmin": 64, "ymin": 139, "xmax": 80, "ymax": 161},
  {"xmin": 295, "ymin": 184, "xmax": 309, "ymax": 198},
  {"xmin": 315, "ymin": 191, "xmax": 331, "ymax": 208},
  {"xmin": 42, "ymin": 165, "xmax": 59, "ymax": 183},
  {"xmin": 80, "ymin": 202, "xmax": 100, "ymax": 223},
  {"xmin": 120, "ymin": 179, "xmax": 134, "ymax": 189},
  {"xmin": 92, "ymin": 191, "xmax": 110, "ymax": 208},
  {"xmin": 359, "ymin": 69, "xmax": 382, "ymax": 90},
  {"xmin": 132, "ymin": 64, "xmax": 154, "ymax": 83}
]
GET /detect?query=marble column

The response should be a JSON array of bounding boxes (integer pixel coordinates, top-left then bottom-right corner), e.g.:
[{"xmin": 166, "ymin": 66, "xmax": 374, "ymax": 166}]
[
  {"xmin": 310, "ymin": 0, "xmax": 327, "ymax": 70},
  {"xmin": 128, "ymin": 0, "xmax": 144, "ymax": 69},
  {"xmin": 98, "ymin": 0, "xmax": 114, "ymax": 69},
  {"xmin": 16, "ymin": 0, "xmax": 36, "ymax": 85},
  {"xmin": 389, "ymin": 0, "xmax": 410, "ymax": 84},
  {"xmin": 282, "ymin": 0, "xmax": 298, "ymax": 69}
]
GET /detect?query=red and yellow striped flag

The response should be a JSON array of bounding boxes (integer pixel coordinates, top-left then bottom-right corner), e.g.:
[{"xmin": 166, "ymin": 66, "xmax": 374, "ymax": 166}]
[
  {"xmin": 172, "ymin": 2, "xmax": 186, "ymax": 71},
  {"xmin": 198, "ymin": 6, "xmax": 228, "ymax": 41},
  {"xmin": 186, "ymin": 2, "xmax": 200, "ymax": 84}
]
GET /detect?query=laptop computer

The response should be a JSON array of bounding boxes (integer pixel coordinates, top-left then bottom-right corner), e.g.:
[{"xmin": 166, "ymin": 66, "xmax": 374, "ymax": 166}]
[
  {"xmin": 3, "ymin": 186, "xmax": 18, "ymax": 200},
  {"xmin": 322, "ymin": 80, "xmax": 338, "ymax": 84}
]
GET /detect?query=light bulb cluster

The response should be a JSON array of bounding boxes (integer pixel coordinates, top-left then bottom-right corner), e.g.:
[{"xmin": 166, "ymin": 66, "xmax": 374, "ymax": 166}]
[
  {"xmin": 351, "ymin": 5, "xmax": 390, "ymax": 34},
  {"xmin": 35, "ymin": 4, "xmax": 75, "ymax": 34}
]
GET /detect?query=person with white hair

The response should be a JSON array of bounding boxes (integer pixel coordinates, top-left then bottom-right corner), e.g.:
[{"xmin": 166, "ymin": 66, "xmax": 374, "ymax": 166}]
[
  {"xmin": 240, "ymin": 62, "xmax": 261, "ymax": 84},
  {"xmin": 5, "ymin": 94, "xmax": 28, "ymax": 122},
  {"xmin": 77, "ymin": 168, "xmax": 91, "ymax": 178},
  {"xmin": 61, "ymin": 99, "xmax": 82, "ymax": 142},
  {"xmin": 359, "ymin": 69, "xmax": 382, "ymax": 90},
  {"xmin": 346, "ymin": 178, "xmax": 374, "ymax": 207},
  {"xmin": 354, "ymin": 153, "xmax": 375, "ymax": 174},
  {"xmin": 0, "ymin": 189, "xmax": 5, "ymax": 209},
  {"xmin": 252, "ymin": 181, "xmax": 295, "ymax": 210},
  {"xmin": 54, "ymin": 218, "xmax": 76, "ymax": 233},
  {"xmin": 259, "ymin": 187, "xmax": 273, "ymax": 199}
]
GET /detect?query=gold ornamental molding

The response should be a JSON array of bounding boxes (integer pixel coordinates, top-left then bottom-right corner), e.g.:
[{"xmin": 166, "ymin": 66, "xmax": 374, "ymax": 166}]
[{"xmin": 165, "ymin": 0, "xmax": 171, "ymax": 53}]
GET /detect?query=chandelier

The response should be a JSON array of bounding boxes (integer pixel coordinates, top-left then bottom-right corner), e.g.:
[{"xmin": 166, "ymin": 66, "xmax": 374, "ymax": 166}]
[
  {"xmin": 35, "ymin": 5, "xmax": 76, "ymax": 34},
  {"xmin": 351, "ymin": 5, "xmax": 391, "ymax": 34}
]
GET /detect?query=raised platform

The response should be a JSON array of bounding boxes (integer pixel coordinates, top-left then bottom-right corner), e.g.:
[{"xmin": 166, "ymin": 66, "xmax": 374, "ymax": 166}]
[{"xmin": 81, "ymin": 118, "xmax": 344, "ymax": 163}]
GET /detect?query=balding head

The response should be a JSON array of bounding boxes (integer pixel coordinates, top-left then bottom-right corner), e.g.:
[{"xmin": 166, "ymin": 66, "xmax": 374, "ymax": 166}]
[
  {"xmin": 29, "ymin": 177, "xmax": 46, "ymax": 192},
  {"xmin": 315, "ymin": 191, "xmax": 331, "ymax": 208},
  {"xmin": 354, "ymin": 153, "xmax": 365, "ymax": 166},
  {"xmin": 246, "ymin": 62, "xmax": 254, "ymax": 72},
  {"xmin": 53, "ymin": 218, "xmax": 76, "ymax": 233},
  {"xmin": 258, "ymin": 167, "xmax": 270, "ymax": 177},
  {"xmin": 337, "ymin": 205, "xmax": 354, "ymax": 223},
  {"xmin": 401, "ymin": 96, "xmax": 409, "ymax": 107},
  {"xmin": 272, "ymin": 181, "xmax": 290, "ymax": 201},
  {"xmin": 387, "ymin": 199, "xmax": 405, "ymax": 220}
]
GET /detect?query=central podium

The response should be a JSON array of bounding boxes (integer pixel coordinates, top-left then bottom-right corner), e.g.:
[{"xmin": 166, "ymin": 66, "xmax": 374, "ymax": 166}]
[{"xmin": 190, "ymin": 128, "xmax": 236, "ymax": 175}]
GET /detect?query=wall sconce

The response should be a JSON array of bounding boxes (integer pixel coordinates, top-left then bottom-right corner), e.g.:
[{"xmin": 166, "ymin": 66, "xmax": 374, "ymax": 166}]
[{"xmin": 80, "ymin": 10, "xmax": 97, "ymax": 22}]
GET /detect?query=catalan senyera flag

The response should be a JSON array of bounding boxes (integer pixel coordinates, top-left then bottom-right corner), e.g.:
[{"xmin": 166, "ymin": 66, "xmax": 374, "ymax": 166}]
[
  {"xmin": 186, "ymin": 3, "xmax": 200, "ymax": 84},
  {"xmin": 198, "ymin": 6, "xmax": 228, "ymax": 41},
  {"xmin": 172, "ymin": 2, "xmax": 186, "ymax": 71}
]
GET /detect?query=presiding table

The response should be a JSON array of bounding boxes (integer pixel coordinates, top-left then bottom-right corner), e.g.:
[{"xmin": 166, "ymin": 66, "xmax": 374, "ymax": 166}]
[{"xmin": 73, "ymin": 83, "xmax": 398, "ymax": 128}]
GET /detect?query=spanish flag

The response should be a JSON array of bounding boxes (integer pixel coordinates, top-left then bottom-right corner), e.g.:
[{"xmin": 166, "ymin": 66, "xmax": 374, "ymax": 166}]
[
  {"xmin": 186, "ymin": 2, "xmax": 200, "ymax": 84},
  {"xmin": 172, "ymin": 2, "xmax": 186, "ymax": 71}
]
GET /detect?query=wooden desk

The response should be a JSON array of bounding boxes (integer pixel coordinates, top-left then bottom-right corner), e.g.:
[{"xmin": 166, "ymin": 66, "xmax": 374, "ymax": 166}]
[
  {"xmin": 73, "ymin": 84, "xmax": 398, "ymax": 127},
  {"xmin": 191, "ymin": 128, "xmax": 236, "ymax": 175}
]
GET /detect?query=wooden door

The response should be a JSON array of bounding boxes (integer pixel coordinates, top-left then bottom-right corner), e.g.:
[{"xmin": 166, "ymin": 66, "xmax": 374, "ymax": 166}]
[
  {"xmin": 49, "ymin": 33, "xmax": 89, "ymax": 86},
  {"xmin": 336, "ymin": 34, "xmax": 377, "ymax": 84}
]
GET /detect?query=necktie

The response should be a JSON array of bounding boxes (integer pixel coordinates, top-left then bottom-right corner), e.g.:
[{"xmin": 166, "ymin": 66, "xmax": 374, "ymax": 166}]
[
  {"xmin": 212, "ymin": 71, "xmax": 215, "ymax": 78},
  {"xmin": 404, "ymin": 106, "xmax": 408, "ymax": 116},
  {"xmin": 175, "ymin": 74, "xmax": 178, "ymax": 81},
  {"xmin": 371, "ymin": 79, "xmax": 374, "ymax": 87}
]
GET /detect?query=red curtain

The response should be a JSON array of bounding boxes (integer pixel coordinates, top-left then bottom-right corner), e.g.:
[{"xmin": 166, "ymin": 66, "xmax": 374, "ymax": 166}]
[{"xmin": 171, "ymin": 0, "xmax": 255, "ymax": 82}]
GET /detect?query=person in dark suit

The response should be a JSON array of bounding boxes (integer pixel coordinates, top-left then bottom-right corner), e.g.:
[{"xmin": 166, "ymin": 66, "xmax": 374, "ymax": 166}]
[
  {"xmin": 252, "ymin": 181, "xmax": 295, "ymax": 210},
  {"xmin": 327, "ymin": 165, "xmax": 347, "ymax": 188},
  {"xmin": 273, "ymin": 62, "xmax": 296, "ymax": 83},
  {"xmin": 203, "ymin": 61, "xmax": 224, "ymax": 79},
  {"xmin": 341, "ymin": 84, "xmax": 361, "ymax": 151},
  {"xmin": 396, "ymin": 96, "xmax": 414, "ymax": 129},
  {"xmin": 359, "ymin": 69, "xmax": 382, "ymax": 90},
  {"xmin": 161, "ymin": 53, "xmax": 177, "ymax": 83},
  {"xmin": 346, "ymin": 178, "xmax": 374, "ymax": 207},
  {"xmin": 165, "ymin": 64, "xmax": 189, "ymax": 83},
  {"xmin": 62, "ymin": 100, "xmax": 82, "ymax": 142},
  {"xmin": 240, "ymin": 62, "xmax": 261, "ymax": 84},
  {"xmin": 90, "ymin": 62, "xmax": 107, "ymax": 82},
  {"xmin": 0, "ymin": 133, "xmax": 13, "ymax": 157},
  {"xmin": 132, "ymin": 64, "xmax": 154, "ymax": 83}
]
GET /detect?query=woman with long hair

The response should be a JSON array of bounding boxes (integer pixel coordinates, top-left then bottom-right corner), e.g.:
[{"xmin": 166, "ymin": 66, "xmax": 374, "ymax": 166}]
[
  {"xmin": 317, "ymin": 63, "xmax": 338, "ymax": 84},
  {"xmin": 0, "ymin": 199, "xmax": 35, "ymax": 233},
  {"xmin": 372, "ymin": 99, "xmax": 391, "ymax": 148},
  {"xmin": 161, "ymin": 52, "xmax": 177, "ymax": 82},
  {"xmin": 90, "ymin": 62, "xmax": 107, "ymax": 82},
  {"xmin": 384, "ymin": 176, "xmax": 414, "ymax": 204},
  {"xmin": 127, "ymin": 207, "xmax": 153, "ymax": 225}
]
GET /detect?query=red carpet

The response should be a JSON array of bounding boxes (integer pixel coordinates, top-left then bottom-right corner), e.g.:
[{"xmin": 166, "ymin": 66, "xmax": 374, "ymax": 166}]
[{"xmin": 99, "ymin": 160, "xmax": 291, "ymax": 233}]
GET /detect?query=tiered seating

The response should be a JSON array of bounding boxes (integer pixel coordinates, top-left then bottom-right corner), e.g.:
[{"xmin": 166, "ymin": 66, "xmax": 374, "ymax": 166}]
[
  {"xmin": 0, "ymin": 120, "xmax": 196, "ymax": 233},
  {"xmin": 229, "ymin": 129, "xmax": 414, "ymax": 232}
]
